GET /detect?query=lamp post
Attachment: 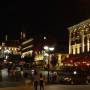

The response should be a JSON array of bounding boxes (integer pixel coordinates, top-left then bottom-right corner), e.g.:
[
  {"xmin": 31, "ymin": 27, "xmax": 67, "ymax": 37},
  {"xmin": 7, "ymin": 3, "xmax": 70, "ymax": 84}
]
[{"xmin": 44, "ymin": 46, "xmax": 54, "ymax": 83}]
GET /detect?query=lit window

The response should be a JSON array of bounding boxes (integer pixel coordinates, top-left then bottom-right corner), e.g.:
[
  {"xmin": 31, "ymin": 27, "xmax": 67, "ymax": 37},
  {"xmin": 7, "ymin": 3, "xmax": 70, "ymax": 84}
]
[
  {"xmin": 9, "ymin": 47, "xmax": 11, "ymax": 50},
  {"xmin": 15, "ymin": 48, "xmax": 17, "ymax": 51},
  {"xmin": 12, "ymin": 48, "xmax": 14, "ymax": 50}
]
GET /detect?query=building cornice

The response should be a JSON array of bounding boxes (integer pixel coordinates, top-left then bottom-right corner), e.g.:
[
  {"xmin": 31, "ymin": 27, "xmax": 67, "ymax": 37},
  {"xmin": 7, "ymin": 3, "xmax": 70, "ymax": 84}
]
[{"xmin": 68, "ymin": 18, "xmax": 90, "ymax": 31}]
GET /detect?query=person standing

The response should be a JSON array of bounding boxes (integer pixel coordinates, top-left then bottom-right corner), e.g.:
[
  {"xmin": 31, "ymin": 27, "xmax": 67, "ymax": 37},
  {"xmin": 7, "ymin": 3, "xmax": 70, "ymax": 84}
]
[
  {"xmin": 33, "ymin": 71, "xmax": 39, "ymax": 90},
  {"xmin": 39, "ymin": 73, "xmax": 44, "ymax": 90}
]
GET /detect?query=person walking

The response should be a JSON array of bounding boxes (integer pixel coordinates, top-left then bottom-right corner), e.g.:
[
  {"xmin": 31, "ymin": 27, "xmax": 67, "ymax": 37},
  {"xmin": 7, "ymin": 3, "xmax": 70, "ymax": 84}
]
[
  {"xmin": 39, "ymin": 73, "xmax": 45, "ymax": 90},
  {"xmin": 33, "ymin": 71, "xmax": 39, "ymax": 90}
]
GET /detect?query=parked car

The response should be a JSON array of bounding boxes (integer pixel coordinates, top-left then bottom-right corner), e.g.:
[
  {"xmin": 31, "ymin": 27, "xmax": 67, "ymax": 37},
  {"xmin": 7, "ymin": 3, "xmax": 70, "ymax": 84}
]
[{"xmin": 59, "ymin": 67, "xmax": 89, "ymax": 85}]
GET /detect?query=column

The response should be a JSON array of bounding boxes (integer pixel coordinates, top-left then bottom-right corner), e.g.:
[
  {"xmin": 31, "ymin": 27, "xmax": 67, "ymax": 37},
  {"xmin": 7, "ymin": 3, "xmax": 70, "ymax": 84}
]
[
  {"xmin": 81, "ymin": 30, "xmax": 85, "ymax": 53},
  {"xmin": 69, "ymin": 30, "xmax": 72, "ymax": 54},
  {"xmin": 73, "ymin": 45, "xmax": 76, "ymax": 54},
  {"xmin": 77, "ymin": 44, "xmax": 80, "ymax": 54},
  {"xmin": 87, "ymin": 34, "xmax": 90, "ymax": 52}
]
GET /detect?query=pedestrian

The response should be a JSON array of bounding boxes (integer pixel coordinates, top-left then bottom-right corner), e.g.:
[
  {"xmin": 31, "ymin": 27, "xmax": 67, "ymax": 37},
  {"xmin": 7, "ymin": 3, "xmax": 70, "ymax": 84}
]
[
  {"xmin": 39, "ymin": 73, "xmax": 45, "ymax": 90},
  {"xmin": 33, "ymin": 70, "xmax": 38, "ymax": 90}
]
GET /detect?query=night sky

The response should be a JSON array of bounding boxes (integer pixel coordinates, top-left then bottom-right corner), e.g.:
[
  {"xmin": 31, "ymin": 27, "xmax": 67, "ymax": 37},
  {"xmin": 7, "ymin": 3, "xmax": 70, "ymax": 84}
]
[{"xmin": 0, "ymin": 0, "xmax": 90, "ymax": 51}]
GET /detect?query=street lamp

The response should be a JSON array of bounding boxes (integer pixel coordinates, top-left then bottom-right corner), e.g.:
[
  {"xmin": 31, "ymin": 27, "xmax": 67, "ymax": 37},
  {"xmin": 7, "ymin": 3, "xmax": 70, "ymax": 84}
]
[
  {"xmin": 49, "ymin": 47, "xmax": 54, "ymax": 51},
  {"xmin": 44, "ymin": 46, "xmax": 55, "ymax": 83},
  {"xmin": 44, "ymin": 46, "xmax": 49, "ymax": 50},
  {"xmin": 44, "ymin": 46, "xmax": 54, "ymax": 51}
]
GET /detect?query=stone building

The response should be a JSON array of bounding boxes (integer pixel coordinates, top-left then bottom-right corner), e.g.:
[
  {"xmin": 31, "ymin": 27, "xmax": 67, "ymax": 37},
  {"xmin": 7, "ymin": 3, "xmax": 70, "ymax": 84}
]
[{"xmin": 68, "ymin": 19, "xmax": 90, "ymax": 54}]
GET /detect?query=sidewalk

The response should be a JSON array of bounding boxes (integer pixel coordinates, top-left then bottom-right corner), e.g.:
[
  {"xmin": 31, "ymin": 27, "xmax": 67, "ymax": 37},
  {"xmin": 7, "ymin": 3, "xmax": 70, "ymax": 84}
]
[
  {"xmin": 0, "ymin": 86, "xmax": 32, "ymax": 90},
  {"xmin": 0, "ymin": 80, "xmax": 34, "ymax": 90},
  {"xmin": 0, "ymin": 83, "xmax": 48, "ymax": 90}
]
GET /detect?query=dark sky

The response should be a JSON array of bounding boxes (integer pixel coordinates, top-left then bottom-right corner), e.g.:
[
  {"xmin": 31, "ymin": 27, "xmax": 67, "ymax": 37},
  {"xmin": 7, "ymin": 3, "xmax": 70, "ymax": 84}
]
[{"xmin": 0, "ymin": 0, "xmax": 90, "ymax": 50}]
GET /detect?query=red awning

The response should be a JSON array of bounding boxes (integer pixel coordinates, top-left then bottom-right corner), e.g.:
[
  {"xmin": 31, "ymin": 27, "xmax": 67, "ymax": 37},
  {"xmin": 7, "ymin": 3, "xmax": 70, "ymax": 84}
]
[{"xmin": 62, "ymin": 55, "xmax": 77, "ymax": 63}]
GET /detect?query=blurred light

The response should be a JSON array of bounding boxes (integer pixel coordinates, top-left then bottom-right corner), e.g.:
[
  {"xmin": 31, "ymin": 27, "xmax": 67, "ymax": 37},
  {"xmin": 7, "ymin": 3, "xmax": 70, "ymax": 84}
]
[
  {"xmin": 2, "ymin": 42, "xmax": 5, "ymax": 46},
  {"xmin": 44, "ymin": 53, "xmax": 49, "ymax": 56},
  {"xmin": 3, "ymin": 60, "xmax": 7, "ymax": 62},
  {"xmin": 44, "ymin": 46, "xmax": 55, "ymax": 51},
  {"xmin": 22, "ymin": 45, "xmax": 33, "ymax": 50},
  {"xmin": 12, "ymin": 48, "xmax": 14, "ymax": 50},
  {"xmin": 5, "ymin": 55, "xmax": 8, "ymax": 59},
  {"xmin": 4, "ymin": 50, "xmax": 11, "ymax": 53},
  {"xmin": 87, "ymin": 63, "xmax": 90, "ymax": 66},
  {"xmin": 9, "ymin": 47, "xmax": 11, "ymax": 50},
  {"xmin": 44, "ymin": 46, "xmax": 49, "ymax": 50},
  {"xmin": 5, "ymin": 47, "xmax": 7, "ymax": 50},
  {"xmin": 23, "ymin": 33, "xmax": 26, "ymax": 38},
  {"xmin": 49, "ymin": 47, "xmax": 54, "ymax": 51},
  {"xmin": 44, "ymin": 36, "xmax": 47, "ymax": 40},
  {"xmin": 82, "ymin": 61, "xmax": 86, "ymax": 64},
  {"xmin": 32, "ymin": 69, "xmax": 34, "ymax": 72},
  {"xmin": 32, "ymin": 70, "xmax": 35, "ymax": 74},
  {"xmin": 15, "ymin": 48, "xmax": 17, "ymax": 51},
  {"xmin": 9, "ymin": 62, "xmax": 12, "ymax": 64},
  {"xmin": 0, "ymin": 47, "xmax": 1, "ymax": 49},
  {"xmin": 21, "ymin": 55, "xmax": 24, "ymax": 58},
  {"xmin": 73, "ymin": 71, "xmax": 77, "ymax": 75},
  {"xmin": 22, "ymin": 38, "xmax": 33, "ymax": 45},
  {"xmin": 1, "ymin": 68, "xmax": 8, "ymax": 79},
  {"xmin": 74, "ymin": 64, "xmax": 78, "ymax": 66},
  {"xmin": 70, "ymin": 60, "xmax": 73, "ymax": 63}
]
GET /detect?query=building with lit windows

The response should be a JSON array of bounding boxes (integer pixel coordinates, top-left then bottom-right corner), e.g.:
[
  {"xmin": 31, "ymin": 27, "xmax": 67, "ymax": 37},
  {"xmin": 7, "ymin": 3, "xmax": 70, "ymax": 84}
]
[
  {"xmin": 57, "ymin": 53, "xmax": 69, "ymax": 67},
  {"xmin": 21, "ymin": 38, "xmax": 34, "ymax": 57},
  {"xmin": 68, "ymin": 19, "xmax": 90, "ymax": 55},
  {"xmin": 19, "ymin": 31, "xmax": 34, "ymax": 58},
  {"xmin": 0, "ymin": 40, "xmax": 20, "ymax": 65},
  {"xmin": 0, "ymin": 41, "xmax": 20, "ymax": 56}
]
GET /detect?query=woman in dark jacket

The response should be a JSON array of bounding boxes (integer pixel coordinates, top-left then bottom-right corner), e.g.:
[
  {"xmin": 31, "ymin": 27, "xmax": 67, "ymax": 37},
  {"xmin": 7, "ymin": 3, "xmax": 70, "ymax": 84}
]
[
  {"xmin": 33, "ymin": 71, "xmax": 38, "ymax": 90},
  {"xmin": 39, "ymin": 73, "xmax": 44, "ymax": 90}
]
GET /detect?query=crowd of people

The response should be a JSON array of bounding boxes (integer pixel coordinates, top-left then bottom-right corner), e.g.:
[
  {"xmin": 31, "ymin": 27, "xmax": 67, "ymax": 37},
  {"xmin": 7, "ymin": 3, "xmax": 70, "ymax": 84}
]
[{"xmin": 0, "ymin": 62, "xmax": 59, "ymax": 90}]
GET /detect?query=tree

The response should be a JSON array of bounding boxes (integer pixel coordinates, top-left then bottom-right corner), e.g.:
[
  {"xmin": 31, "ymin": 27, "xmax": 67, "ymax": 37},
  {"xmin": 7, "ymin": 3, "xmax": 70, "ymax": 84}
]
[
  {"xmin": 9, "ymin": 54, "xmax": 21, "ymax": 63},
  {"xmin": 24, "ymin": 53, "xmax": 35, "ymax": 68},
  {"xmin": 50, "ymin": 55, "xmax": 58, "ymax": 67}
]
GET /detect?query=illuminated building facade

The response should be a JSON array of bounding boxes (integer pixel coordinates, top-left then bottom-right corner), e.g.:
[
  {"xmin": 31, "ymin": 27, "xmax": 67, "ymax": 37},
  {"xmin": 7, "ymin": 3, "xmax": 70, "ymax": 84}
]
[
  {"xmin": 57, "ymin": 53, "xmax": 69, "ymax": 67},
  {"xmin": 0, "ymin": 41, "xmax": 20, "ymax": 55},
  {"xmin": 68, "ymin": 19, "xmax": 90, "ymax": 54},
  {"xmin": 0, "ymin": 41, "xmax": 20, "ymax": 63},
  {"xmin": 21, "ymin": 38, "xmax": 34, "ymax": 57},
  {"xmin": 0, "ymin": 31, "xmax": 34, "ymax": 66},
  {"xmin": 19, "ymin": 31, "xmax": 34, "ymax": 57}
]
